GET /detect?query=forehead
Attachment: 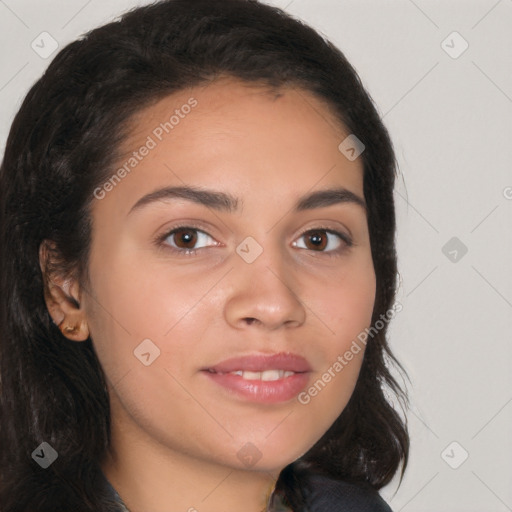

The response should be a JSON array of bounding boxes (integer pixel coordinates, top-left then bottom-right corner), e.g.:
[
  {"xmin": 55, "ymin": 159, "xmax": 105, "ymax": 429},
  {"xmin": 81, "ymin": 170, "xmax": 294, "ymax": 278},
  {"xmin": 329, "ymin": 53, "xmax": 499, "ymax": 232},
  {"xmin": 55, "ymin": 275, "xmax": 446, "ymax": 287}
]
[
  {"xmin": 128, "ymin": 76, "xmax": 344, "ymax": 131},
  {"xmin": 97, "ymin": 77, "xmax": 364, "ymax": 216},
  {"xmin": 124, "ymin": 77, "xmax": 348, "ymax": 147}
]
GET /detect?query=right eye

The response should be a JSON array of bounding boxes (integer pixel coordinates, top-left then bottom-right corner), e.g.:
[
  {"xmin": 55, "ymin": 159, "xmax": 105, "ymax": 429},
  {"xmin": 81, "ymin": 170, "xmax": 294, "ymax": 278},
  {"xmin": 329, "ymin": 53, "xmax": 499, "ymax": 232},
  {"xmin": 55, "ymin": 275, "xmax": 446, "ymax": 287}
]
[{"xmin": 161, "ymin": 226, "xmax": 219, "ymax": 255}]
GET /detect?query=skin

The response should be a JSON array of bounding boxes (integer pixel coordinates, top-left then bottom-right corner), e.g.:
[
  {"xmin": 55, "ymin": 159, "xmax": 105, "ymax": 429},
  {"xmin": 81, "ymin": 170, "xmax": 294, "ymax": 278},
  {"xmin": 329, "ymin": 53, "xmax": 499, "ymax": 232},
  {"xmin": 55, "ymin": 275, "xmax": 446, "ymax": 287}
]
[{"xmin": 42, "ymin": 77, "xmax": 376, "ymax": 512}]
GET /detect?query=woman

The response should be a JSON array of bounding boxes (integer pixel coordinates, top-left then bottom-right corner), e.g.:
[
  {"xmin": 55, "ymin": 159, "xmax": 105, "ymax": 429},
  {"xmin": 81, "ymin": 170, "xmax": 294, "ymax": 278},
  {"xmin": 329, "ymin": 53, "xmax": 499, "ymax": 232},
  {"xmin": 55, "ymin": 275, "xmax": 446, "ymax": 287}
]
[{"xmin": 0, "ymin": 0, "xmax": 409, "ymax": 510}]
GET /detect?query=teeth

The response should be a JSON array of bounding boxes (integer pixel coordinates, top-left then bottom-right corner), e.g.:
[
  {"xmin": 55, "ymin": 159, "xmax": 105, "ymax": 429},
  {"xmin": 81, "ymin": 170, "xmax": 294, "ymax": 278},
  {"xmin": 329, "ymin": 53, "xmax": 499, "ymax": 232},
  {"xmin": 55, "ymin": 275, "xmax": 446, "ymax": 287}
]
[
  {"xmin": 228, "ymin": 369, "xmax": 295, "ymax": 380},
  {"xmin": 261, "ymin": 370, "xmax": 281, "ymax": 381},
  {"xmin": 242, "ymin": 371, "xmax": 262, "ymax": 380}
]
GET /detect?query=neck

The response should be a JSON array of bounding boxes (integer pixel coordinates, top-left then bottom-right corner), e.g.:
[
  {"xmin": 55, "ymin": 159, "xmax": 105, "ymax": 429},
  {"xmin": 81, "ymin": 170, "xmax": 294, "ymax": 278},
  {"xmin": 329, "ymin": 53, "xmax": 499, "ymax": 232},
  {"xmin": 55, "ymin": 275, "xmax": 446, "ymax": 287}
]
[
  {"xmin": 100, "ymin": 402, "xmax": 279, "ymax": 512},
  {"xmin": 102, "ymin": 452, "xmax": 277, "ymax": 512}
]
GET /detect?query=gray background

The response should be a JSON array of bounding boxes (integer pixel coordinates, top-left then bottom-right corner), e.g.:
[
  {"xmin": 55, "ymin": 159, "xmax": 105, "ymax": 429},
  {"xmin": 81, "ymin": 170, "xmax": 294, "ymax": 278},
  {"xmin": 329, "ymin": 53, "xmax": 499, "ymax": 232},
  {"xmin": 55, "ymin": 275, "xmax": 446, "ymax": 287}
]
[{"xmin": 1, "ymin": 1, "xmax": 511, "ymax": 510}]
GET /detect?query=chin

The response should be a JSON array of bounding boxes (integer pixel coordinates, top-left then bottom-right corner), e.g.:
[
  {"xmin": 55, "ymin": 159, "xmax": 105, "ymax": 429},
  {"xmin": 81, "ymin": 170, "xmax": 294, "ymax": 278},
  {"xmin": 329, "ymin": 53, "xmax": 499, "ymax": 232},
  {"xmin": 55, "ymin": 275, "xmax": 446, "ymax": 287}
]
[{"xmin": 223, "ymin": 435, "xmax": 316, "ymax": 474}]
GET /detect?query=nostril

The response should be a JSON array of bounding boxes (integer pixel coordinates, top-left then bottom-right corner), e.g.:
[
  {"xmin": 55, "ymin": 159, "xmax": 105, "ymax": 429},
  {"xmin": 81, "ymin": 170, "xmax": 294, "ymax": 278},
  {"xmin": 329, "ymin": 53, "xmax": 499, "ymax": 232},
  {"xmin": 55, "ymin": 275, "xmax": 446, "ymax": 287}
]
[{"xmin": 245, "ymin": 317, "xmax": 258, "ymax": 325}]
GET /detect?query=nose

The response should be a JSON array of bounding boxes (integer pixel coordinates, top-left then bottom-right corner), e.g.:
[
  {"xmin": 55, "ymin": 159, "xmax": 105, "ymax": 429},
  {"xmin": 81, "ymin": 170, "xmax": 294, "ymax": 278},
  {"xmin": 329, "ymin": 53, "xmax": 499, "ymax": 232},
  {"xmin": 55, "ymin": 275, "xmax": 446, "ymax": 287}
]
[{"xmin": 224, "ymin": 251, "xmax": 306, "ymax": 331}]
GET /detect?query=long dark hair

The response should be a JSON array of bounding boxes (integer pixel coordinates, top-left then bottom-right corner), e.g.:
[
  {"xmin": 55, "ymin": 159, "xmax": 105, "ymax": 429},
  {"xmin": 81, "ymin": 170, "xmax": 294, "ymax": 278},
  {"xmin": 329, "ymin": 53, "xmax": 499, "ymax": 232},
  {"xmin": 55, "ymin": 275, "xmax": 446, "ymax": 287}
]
[{"xmin": 0, "ymin": 0, "xmax": 409, "ymax": 509}]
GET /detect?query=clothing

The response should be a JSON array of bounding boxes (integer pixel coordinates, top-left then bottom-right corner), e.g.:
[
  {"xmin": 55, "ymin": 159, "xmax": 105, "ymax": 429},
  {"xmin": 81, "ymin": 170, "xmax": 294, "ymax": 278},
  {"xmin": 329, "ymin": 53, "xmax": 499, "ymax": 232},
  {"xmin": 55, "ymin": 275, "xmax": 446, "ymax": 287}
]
[
  {"xmin": 100, "ymin": 470, "xmax": 393, "ymax": 512},
  {"xmin": 303, "ymin": 474, "xmax": 393, "ymax": 511}
]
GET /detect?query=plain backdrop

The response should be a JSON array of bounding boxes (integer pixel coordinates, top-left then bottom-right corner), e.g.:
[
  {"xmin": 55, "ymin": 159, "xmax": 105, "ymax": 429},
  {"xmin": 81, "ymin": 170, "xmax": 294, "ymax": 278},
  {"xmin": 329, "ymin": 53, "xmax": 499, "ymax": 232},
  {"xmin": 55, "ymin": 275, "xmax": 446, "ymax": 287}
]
[{"xmin": 1, "ymin": 1, "xmax": 511, "ymax": 511}]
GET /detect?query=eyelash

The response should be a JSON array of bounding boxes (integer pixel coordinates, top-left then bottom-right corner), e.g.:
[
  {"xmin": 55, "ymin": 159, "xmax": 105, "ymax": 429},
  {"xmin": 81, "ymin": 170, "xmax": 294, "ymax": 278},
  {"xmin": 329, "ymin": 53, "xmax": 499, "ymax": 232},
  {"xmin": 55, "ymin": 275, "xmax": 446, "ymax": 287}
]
[{"xmin": 156, "ymin": 223, "xmax": 353, "ymax": 258}]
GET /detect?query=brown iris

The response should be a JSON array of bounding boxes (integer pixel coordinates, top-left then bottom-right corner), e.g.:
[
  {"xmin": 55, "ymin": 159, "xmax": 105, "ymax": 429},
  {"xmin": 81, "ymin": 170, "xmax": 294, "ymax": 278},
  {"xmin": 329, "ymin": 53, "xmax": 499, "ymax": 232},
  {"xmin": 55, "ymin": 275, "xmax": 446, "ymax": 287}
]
[
  {"xmin": 304, "ymin": 230, "xmax": 328, "ymax": 251},
  {"xmin": 172, "ymin": 228, "xmax": 198, "ymax": 249}
]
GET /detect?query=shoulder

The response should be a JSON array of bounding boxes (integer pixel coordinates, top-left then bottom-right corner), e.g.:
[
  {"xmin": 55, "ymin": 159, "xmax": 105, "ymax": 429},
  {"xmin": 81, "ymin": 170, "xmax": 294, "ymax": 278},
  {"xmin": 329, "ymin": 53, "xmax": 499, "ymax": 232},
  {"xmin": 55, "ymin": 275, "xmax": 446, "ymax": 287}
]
[{"xmin": 304, "ymin": 473, "xmax": 393, "ymax": 512}]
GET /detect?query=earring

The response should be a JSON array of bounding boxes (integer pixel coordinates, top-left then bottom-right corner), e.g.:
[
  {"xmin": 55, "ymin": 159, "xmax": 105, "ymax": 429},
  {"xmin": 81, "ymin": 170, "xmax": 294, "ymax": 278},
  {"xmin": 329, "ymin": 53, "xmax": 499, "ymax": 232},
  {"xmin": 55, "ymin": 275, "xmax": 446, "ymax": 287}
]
[{"xmin": 63, "ymin": 324, "xmax": 78, "ymax": 335}]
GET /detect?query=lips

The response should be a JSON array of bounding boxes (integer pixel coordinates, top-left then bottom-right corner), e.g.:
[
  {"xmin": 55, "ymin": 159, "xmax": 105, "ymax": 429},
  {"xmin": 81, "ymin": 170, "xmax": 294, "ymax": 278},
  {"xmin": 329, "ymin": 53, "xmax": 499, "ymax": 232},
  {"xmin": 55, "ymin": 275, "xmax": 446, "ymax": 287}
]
[
  {"xmin": 201, "ymin": 352, "xmax": 311, "ymax": 403},
  {"xmin": 204, "ymin": 352, "xmax": 312, "ymax": 374}
]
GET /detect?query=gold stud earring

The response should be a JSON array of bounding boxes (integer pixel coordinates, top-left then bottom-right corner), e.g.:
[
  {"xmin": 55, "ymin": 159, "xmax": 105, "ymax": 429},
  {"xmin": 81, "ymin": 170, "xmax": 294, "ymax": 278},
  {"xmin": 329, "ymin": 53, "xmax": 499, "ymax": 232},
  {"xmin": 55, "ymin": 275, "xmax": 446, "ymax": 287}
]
[{"xmin": 63, "ymin": 324, "xmax": 78, "ymax": 335}]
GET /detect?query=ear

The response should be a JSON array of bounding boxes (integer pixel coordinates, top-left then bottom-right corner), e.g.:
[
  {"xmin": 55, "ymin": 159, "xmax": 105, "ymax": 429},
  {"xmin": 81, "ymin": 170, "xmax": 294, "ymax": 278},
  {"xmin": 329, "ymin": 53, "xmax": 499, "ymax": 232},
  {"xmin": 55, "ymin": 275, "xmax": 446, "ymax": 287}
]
[{"xmin": 39, "ymin": 240, "xmax": 90, "ymax": 342}]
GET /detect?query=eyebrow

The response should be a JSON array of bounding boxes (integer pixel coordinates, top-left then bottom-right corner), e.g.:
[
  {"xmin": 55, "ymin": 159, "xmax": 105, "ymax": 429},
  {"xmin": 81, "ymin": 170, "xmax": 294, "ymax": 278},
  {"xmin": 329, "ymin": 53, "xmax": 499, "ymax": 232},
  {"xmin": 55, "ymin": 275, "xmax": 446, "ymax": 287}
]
[{"xmin": 127, "ymin": 185, "xmax": 366, "ymax": 216}]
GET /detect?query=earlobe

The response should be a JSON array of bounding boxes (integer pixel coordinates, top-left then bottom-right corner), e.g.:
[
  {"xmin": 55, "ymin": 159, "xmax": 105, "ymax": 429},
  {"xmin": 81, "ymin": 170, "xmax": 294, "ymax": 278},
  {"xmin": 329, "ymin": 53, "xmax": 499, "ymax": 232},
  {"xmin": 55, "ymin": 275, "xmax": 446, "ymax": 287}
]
[
  {"xmin": 39, "ymin": 241, "xmax": 90, "ymax": 342},
  {"xmin": 46, "ymin": 283, "xmax": 90, "ymax": 342},
  {"xmin": 58, "ymin": 316, "xmax": 90, "ymax": 342}
]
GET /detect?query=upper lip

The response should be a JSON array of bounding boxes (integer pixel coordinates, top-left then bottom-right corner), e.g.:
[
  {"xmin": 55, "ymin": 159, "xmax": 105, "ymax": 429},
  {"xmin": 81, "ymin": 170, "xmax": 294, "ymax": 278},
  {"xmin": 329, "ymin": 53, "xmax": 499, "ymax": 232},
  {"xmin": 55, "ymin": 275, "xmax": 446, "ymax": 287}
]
[{"xmin": 203, "ymin": 352, "xmax": 312, "ymax": 374}]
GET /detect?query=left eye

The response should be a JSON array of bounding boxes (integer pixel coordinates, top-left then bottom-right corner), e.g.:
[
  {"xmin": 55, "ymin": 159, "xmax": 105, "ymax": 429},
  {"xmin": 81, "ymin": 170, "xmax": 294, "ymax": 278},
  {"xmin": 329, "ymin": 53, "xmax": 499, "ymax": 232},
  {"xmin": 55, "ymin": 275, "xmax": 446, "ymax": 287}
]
[
  {"xmin": 292, "ymin": 229, "xmax": 347, "ymax": 252},
  {"xmin": 164, "ymin": 227, "xmax": 217, "ymax": 251}
]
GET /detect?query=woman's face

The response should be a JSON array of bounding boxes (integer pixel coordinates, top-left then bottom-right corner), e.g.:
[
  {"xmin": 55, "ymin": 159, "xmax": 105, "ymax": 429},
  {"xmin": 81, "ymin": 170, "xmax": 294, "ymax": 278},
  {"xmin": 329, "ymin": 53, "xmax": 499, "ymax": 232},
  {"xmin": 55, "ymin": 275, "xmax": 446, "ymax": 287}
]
[{"xmin": 83, "ymin": 77, "xmax": 376, "ymax": 473}]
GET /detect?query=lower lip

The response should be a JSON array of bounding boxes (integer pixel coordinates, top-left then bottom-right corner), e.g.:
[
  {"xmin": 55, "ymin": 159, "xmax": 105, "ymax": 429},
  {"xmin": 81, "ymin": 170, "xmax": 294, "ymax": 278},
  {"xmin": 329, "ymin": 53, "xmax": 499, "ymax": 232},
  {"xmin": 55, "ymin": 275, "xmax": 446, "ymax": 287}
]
[{"xmin": 202, "ymin": 371, "xmax": 310, "ymax": 404}]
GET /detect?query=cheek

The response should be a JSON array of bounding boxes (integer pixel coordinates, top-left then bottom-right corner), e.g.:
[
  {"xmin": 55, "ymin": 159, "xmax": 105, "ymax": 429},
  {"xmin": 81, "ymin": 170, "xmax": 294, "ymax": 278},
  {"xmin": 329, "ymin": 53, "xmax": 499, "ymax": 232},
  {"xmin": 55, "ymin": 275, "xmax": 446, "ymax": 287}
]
[
  {"xmin": 84, "ymin": 261, "xmax": 217, "ymax": 437},
  {"xmin": 309, "ymin": 255, "xmax": 377, "ymax": 348},
  {"xmin": 84, "ymin": 254, "xmax": 217, "ymax": 385},
  {"xmin": 290, "ymin": 254, "xmax": 376, "ymax": 433}
]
